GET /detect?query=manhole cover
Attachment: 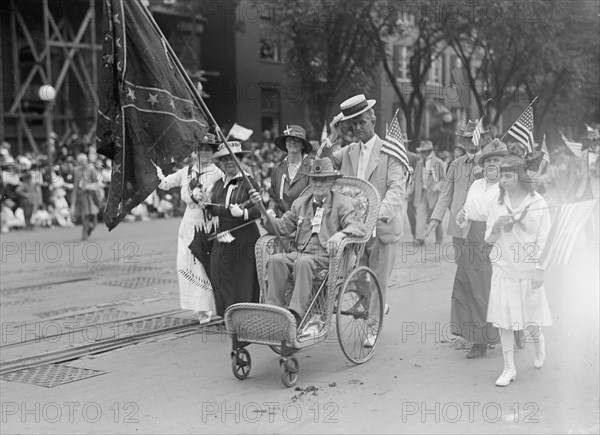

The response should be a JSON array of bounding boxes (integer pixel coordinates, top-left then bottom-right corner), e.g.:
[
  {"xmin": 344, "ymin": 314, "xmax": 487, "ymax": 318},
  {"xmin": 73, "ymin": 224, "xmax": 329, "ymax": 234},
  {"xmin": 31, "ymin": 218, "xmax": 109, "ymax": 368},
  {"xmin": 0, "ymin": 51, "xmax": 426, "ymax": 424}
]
[
  {"xmin": 0, "ymin": 364, "xmax": 106, "ymax": 388},
  {"xmin": 126, "ymin": 316, "xmax": 196, "ymax": 331},
  {"xmin": 102, "ymin": 276, "xmax": 177, "ymax": 289}
]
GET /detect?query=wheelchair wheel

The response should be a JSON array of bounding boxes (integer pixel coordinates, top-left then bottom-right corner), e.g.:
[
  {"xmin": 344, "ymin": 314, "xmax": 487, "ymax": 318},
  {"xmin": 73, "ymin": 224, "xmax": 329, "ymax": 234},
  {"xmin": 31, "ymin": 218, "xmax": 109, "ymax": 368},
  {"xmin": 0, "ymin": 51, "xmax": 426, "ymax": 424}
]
[
  {"xmin": 279, "ymin": 356, "xmax": 299, "ymax": 387},
  {"xmin": 336, "ymin": 266, "xmax": 383, "ymax": 364},
  {"xmin": 231, "ymin": 348, "xmax": 251, "ymax": 380}
]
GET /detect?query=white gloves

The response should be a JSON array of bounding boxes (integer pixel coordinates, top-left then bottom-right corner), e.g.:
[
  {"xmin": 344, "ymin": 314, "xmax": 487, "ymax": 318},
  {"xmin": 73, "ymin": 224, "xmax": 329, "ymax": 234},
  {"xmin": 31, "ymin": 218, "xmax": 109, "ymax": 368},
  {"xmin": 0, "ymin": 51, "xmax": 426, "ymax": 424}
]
[{"xmin": 229, "ymin": 203, "xmax": 243, "ymax": 218}]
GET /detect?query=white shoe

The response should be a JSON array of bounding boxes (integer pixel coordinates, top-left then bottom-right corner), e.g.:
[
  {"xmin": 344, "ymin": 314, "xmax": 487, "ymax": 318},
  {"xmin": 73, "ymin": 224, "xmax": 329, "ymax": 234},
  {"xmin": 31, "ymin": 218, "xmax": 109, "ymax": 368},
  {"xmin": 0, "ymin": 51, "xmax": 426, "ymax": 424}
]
[
  {"xmin": 533, "ymin": 333, "xmax": 545, "ymax": 369},
  {"xmin": 197, "ymin": 311, "xmax": 212, "ymax": 324},
  {"xmin": 384, "ymin": 304, "xmax": 390, "ymax": 315},
  {"xmin": 300, "ymin": 323, "xmax": 321, "ymax": 339},
  {"xmin": 363, "ymin": 334, "xmax": 377, "ymax": 348},
  {"xmin": 495, "ymin": 368, "xmax": 517, "ymax": 386},
  {"xmin": 496, "ymin": 350, "xmax": 516, "ymax": 387}
]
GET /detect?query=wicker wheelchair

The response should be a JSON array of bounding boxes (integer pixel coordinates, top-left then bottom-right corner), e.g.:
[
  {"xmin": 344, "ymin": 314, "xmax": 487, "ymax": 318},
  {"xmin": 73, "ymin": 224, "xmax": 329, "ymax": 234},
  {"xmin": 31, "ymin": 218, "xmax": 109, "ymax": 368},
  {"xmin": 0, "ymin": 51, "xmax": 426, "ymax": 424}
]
[{"xmin": 224, "ymin": 176, "xmax": 383, "ymax": 387}]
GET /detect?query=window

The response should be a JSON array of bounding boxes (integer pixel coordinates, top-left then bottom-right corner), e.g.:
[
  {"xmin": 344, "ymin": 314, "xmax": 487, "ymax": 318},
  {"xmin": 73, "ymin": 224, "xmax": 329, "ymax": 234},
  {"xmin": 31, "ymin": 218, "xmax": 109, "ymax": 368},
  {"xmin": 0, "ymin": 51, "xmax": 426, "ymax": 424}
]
[
  {"xmin": 428, "ymin": 57, "xmax": 442, "ymax": 84},
  {"xmin": 260, "ymin": 86, "xmax": 281, "ymax": 136},
  {"xmin": 259, "ymin": 18, "xmax": 281, "ymax": 61},
  {"xmin": 395, "ymin": 45, "xmax": 413, "ymax": 82}
]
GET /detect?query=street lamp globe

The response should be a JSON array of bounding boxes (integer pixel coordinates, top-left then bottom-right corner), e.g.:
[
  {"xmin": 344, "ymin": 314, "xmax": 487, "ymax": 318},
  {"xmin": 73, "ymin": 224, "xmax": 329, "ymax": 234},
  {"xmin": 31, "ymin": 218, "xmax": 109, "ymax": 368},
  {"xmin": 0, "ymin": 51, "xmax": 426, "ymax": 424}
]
[{"xmin": 38, "ymin": 85, "xmax": 57, "ymax": 101}]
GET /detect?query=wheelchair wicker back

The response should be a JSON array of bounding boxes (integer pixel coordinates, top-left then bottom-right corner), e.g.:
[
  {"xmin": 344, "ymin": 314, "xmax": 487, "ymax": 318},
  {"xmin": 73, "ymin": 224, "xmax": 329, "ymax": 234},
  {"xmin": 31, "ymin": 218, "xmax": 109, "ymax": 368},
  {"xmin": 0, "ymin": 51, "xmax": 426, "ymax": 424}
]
[{"xmin": 255, "ymin": 176, "xmax": 380, "ymax": 330}]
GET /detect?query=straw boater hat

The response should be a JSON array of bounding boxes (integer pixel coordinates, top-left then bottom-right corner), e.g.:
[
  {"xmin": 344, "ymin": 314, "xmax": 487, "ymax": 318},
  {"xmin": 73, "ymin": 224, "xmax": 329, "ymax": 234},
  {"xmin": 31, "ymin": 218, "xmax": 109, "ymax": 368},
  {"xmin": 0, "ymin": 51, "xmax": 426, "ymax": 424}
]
[
  {"xmin": 456, "ymin": 120, "xmax": 489, "ymax": 137},
  {"xmin": 212, "ymin": 141, "xmax": 250, "ymax": 159},
  {"xmin": 273, "ymin": 125, "xmax": 312, "ymax": 154},
  {"xmin": 303, "ymin": 157, "xmax": 342, "ymax": 179},
  {"xmin": 416, "ymin": 140, "xmax": 433, "ymax": 152},
  {"xmin": 479, "ymin": 139, "xmax": 508, "ymax": 166},
  {"xmin": 337, "ymin": 94, "xmax": 377, "ymax": 121}
]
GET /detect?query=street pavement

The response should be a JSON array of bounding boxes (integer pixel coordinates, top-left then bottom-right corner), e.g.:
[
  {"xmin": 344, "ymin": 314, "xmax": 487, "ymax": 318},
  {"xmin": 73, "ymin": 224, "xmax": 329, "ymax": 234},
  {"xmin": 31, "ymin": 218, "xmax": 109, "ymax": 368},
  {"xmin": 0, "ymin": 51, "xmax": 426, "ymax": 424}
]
[{"xmin": 1, "ymin": 216, "xmax": 598, "ymax": 434}]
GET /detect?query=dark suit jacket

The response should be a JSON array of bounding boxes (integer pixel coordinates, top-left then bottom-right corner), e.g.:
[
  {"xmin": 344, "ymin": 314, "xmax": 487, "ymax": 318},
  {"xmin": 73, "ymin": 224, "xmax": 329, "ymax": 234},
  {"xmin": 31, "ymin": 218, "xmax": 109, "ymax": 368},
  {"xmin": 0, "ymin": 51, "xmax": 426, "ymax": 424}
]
[
  {"xmin": 267, "ymin": 155, "xmax": 312, "ymax": 216},
  {"xmin": 430, "ymin": 153, "xmax": 481, "ymax": 238},
  {"xmin": 263, "ymin": 190, "xmax": 367, "ymax": 251}
]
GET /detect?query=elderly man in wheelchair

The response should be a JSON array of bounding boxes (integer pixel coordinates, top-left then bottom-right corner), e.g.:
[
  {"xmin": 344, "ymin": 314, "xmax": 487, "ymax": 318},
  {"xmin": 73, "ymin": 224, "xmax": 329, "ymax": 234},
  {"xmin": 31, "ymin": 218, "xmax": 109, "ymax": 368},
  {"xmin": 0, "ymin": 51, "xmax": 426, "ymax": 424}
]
[{"xmin": 250, "ymin": 157, "xmax": 367, "ymax": 338}]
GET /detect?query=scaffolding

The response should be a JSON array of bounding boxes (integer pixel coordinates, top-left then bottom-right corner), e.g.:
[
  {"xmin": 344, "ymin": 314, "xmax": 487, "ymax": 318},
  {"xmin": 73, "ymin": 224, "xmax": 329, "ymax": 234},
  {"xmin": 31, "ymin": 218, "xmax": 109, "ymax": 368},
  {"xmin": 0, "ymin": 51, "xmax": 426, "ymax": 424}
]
[
  {"xmin": 1, "ymin": 0, "xmax": 101, "ymax": 157},
  {"xmin": 0, "ymin": 0, "xmax": 204, "ymax": 158}
]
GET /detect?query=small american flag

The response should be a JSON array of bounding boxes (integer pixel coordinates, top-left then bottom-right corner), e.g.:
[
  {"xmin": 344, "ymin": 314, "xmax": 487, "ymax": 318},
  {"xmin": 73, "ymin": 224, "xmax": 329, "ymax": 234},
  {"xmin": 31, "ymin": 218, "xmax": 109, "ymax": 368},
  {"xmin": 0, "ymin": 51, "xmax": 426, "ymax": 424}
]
[
  {"xmin": 540, "ymin": 199, "xmax": 598, "ymax": 269},
  {"xmin": 560, "ymin": 131, "xmax": 582, "ymax": 158},
  {"xmin": 541, "ymin": 134, "xmax": 550, "ymax": 164},
  {"xmin": 586, "ymin": 124, "xmax": 599, "ymax": 141},
  {"xmin": 472, "ymin": 118, "xmax": 484, "ymax": 147},
  {"xmin": 382, "ymin": 109, "xmax": 413, "ymax": 177},
  {"xmin": 507, "ymin": 105, "xmax": 535, "ymax": 153}
]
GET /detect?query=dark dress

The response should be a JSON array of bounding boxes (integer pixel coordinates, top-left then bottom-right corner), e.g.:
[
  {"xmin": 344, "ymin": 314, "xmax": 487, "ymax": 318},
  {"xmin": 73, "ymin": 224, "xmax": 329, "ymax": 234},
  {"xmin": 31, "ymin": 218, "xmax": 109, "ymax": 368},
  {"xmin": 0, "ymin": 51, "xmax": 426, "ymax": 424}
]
[
  {"xmin": 208, "ymin": 174, "xmax": 261, "ymax": 316},
  {"xmin": 450, "ymin": 221, "xmax": 499, "ymax": 344}
]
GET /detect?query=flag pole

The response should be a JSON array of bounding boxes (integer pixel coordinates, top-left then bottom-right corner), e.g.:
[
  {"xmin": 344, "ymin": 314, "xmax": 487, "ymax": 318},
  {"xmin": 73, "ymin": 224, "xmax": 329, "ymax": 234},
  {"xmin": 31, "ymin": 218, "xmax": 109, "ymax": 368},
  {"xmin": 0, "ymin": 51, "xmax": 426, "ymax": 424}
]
[
  {"xmin": 500, "ymin": 95, "xmax": 539, "ymax": 142},
  {"xmin": 136, "ymin": 0, "xmax": 286, "ymax": 247}
]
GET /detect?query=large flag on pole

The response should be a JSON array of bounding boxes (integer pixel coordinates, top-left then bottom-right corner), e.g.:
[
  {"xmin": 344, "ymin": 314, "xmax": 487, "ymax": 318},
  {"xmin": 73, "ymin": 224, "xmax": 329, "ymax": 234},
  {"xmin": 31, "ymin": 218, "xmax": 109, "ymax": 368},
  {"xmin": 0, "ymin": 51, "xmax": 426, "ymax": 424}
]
[
  {"xmin": 539, "ymin": 199, "xmax": 598, "ymax": 270},
  {"xmin": 96, "ymin": 0, "xmax": 209, "ymax": 230},
  {"xmin": 506, "ymin": 104, "xmax": 535, "ymax": 153},
  {"xmin": 382, "ymin": 109, "xmax": 412, "ymax": 178}
]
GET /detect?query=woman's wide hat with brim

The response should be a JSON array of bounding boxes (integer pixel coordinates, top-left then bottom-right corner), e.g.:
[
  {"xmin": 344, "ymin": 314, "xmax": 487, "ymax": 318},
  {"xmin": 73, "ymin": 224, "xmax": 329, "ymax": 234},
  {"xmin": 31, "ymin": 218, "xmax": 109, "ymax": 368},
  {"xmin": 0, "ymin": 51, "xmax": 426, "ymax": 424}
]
[
  {"xmin": 337, "ymin": 94, "xmax": 376, "ymax": 121},
  {"xmin": 479, "ymin": 139, "xmax": 508, "ymax": 166},
  {"xmin": 302, "ymin": 157, "xmax": 342, "ymax": 179},
  {"xmin": 197, "ymin": 132, "xmax": 221, "ymax": 148},
  {"xmin": 212, "ymin": 141, "xmax": 251, "ymax": 159},
  {"xmin": 274, "ymin": 124, "xmax": 312, "ymax": 154}
]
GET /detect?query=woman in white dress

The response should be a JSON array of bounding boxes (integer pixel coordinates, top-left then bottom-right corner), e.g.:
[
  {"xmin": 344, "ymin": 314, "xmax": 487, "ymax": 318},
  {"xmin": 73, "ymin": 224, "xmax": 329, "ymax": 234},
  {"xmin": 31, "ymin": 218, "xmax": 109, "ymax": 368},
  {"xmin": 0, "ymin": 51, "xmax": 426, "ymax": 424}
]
[
  {"xmin": 157, "ymin": 135, "xmax": 223, "ymax": 323},
  {"xmin": 485, "ymin": 154, "xmax": 552, "ymax": 387}
]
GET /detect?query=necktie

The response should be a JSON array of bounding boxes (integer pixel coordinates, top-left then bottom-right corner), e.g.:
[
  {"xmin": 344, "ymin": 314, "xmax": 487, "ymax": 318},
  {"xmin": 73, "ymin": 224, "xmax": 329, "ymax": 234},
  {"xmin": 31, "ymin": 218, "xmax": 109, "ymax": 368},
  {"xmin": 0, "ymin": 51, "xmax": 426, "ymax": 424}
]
[{"xmin": 357, "ymin": 144, "xmax": 367, "ymax": 179}]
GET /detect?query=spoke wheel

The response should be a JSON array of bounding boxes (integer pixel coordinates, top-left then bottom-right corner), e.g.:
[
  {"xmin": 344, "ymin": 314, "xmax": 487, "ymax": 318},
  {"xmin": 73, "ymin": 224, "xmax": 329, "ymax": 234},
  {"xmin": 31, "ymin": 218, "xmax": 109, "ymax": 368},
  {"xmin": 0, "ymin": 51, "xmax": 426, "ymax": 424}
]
[
  {"xmin": 279, "ymin": 356, "xmax": 299, "ymax": 387},
  {"xmin": 336, "ymin": 266, "xmax": 383, "ymax": 364},
  {"xmin": 231, "ymin": 349, "xmax": 251, "ymax": 380}
]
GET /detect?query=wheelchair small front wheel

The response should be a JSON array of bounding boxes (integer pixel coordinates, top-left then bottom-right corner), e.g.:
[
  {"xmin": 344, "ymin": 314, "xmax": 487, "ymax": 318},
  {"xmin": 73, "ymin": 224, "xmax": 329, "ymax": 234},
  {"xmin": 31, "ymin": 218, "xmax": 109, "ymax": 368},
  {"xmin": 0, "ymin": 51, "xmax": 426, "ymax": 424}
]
[
  {"xmin": 279, "ymin": 356, "xmax": 299, "ymax": 387},
  {"xmin": 231, "ymin": 348, "xmax": 251, "ymax": 380}
]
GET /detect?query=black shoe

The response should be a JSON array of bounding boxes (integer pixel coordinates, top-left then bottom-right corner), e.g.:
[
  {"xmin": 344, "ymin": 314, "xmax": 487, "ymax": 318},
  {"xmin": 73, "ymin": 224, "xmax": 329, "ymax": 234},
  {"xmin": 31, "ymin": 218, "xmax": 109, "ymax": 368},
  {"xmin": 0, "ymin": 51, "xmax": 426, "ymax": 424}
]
[{"xmin": 467, "ymin": 343, "xmax": 487, "ymax": 358}]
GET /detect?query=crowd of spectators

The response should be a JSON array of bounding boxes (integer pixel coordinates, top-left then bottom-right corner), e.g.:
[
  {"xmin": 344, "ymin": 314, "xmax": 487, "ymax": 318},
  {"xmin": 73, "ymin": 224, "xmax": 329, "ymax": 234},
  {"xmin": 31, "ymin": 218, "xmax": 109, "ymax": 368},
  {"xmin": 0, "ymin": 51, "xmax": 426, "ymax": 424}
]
[{"xmin": 1, "ymin": 128, "xmax": 597, "ymax": 234}]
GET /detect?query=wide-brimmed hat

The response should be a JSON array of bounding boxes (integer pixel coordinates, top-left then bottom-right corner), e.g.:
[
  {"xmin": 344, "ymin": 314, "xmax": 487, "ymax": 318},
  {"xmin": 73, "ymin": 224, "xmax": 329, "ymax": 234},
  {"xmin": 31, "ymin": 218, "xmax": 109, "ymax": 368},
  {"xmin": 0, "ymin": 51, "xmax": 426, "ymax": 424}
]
[
  {"xmin": 337, "ymin": 94, "xmax": 376, "ymax": 121},
  {"xmin": 456, "ymin": 120, "xmax": 489, "ymax": 137},
  {"xmin": 274, "ymin": 125, "xmax": 312, "ymax": 154},
  {"xmin": 212, "ymin": 141, "xmax": 250, "ymax": 159},
  {"xmin": 197, "ymin": 132, "xmax": 221, "ymax": 148},
  {"xmin": 479, "ymin": 139, "xmax": 508, "ymax": 166},
  {"xmin": 303, "ymin": 157, "xmax": 342, "ymax": 179},
  {"xmin": 416, "ymin": 140, "xmax": 433, "ymax": 152}
]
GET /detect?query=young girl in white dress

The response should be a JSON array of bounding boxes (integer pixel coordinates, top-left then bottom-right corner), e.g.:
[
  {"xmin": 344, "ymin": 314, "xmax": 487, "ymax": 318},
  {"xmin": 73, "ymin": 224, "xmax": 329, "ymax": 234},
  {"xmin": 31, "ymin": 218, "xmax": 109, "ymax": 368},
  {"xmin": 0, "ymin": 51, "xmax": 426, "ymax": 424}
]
[
  {"xmin": 485, "ymin": 154, "xmax": 553, "ymax": 386},
  {"xmin": 157, "ymin": 137, "xmax": 223, "ymax": 324}
]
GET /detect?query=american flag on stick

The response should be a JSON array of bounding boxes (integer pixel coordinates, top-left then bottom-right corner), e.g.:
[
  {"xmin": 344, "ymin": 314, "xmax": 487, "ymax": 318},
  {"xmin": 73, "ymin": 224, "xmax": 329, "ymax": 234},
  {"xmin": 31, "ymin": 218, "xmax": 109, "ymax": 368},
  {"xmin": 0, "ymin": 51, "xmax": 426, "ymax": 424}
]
[
  {"xmin": 586, "ymin": 124, "xmax": 599, "ymax": 141},
  {"xmin": 472, "ymin": 117, "xmax": 484, "ymax": 147},
  {"xmin": 506, "ymin": 103, "xmax": 536, "ymax": 153},
  {"xmin": 560, "ymin": 131, "xmax": 582, "ymax": 158},
  {"xmin": 541, "ymin": 134, "xmax": 550, "ymax": 164},
  {"xmin": 539, "ymin": 199, "xmax": 598, "ymax": 270},
  {"xmin": 382, "ymin": 109, "xmax": 413, "ymax": 178}
]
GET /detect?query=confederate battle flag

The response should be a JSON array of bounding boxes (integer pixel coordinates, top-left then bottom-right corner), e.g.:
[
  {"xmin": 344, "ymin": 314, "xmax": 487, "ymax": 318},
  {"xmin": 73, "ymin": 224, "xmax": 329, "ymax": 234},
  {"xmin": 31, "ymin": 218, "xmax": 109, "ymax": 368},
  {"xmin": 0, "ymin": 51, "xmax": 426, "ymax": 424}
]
[{"xmin": 97, "ymin": 0, "xmax": 208, "ymax": 230}]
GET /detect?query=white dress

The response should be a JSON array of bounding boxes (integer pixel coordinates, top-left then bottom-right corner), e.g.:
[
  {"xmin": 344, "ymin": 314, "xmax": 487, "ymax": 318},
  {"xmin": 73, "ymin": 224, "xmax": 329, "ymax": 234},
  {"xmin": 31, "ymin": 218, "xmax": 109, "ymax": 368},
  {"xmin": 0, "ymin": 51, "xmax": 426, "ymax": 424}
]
[
  {"xmin": 484, "ymin": 192, "xmax": 553, "ymax": 330},
  {"xmin": 158, "ymin": 163, "xmax": 223, "ymax": 313}
]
